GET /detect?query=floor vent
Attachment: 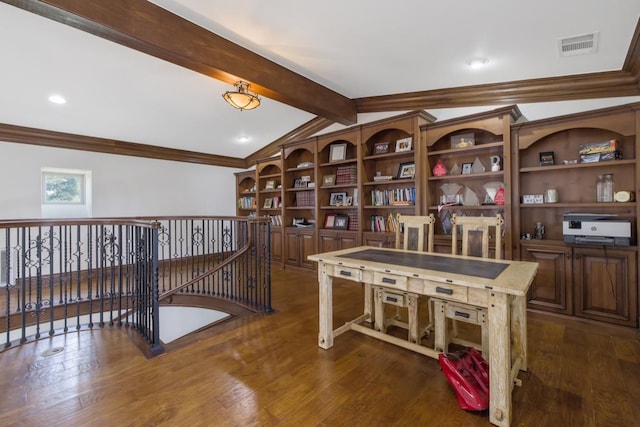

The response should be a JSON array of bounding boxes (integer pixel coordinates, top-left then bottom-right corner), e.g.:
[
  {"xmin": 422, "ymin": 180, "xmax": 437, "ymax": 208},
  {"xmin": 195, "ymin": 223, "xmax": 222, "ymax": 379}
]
[{"xmin": 558, "ymin": 32, "xmax": 599, "ymax": 56}]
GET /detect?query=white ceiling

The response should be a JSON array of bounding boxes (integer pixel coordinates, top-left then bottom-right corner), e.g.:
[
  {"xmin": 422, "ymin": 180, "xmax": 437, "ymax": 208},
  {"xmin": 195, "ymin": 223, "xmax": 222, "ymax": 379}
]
[{"xmin": 1, "ymin": 1, "xmax": 640, "ymax": 160}]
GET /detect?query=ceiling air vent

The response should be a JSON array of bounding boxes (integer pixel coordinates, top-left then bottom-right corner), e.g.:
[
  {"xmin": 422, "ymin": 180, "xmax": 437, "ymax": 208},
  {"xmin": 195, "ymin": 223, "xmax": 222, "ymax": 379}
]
[{"xmin": 558, "ymin": 32, "xmax": 599, "ymax": 57}]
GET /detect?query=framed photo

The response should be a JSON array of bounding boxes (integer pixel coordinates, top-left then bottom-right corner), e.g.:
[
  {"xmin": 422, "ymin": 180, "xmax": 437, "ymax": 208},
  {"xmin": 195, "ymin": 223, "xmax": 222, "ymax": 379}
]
[
  {"xmin": 329, "ymin": 192, "xmax": 347, "ymax": 206},
  {"xmin": 344, "ymin": 196, "xmax": 353, "ymax": 206},
  {"xmin": 329, "ymin": 143, "xmax": 347, "ymax": 162},
  {"xmin": 265, "ymin": 180, "xmax": 276, "ymax": 190},
  {"xmin": 451, "ymin": 133, "xmax": 475, "ymax": 149},
  {"xmin": 539, "ymin": 151, "xmax": 555, "ymax": 166},
  {"xmin": 300, "ymin": 175, "xmax": 311, "ymax": 182},
  {"xmin": 374, "ymin": 141, "xmax": 390, "ymax": 155},
  {"xmin": 395, "ymin": 137, "xmax": 413, "ymax": 153},
  {"xmin": 334, "ymin": 214, "xmax": 349, "ymax": 230},
  {"xmin": 263, "ymin": 198, "xmax": 273, "ymax": 208},
  {"xmin": 294, "ymin": 177, "xmax": 307, "ymax": 188},
  {"xmin": 322, "ymin": 174, "xmax": 336, "ymax": 186},
  {"xmin": 397, "ymin": 162, "xmax": 415, "ymax": 179},
  {"xmin": 324, "ymin": 213, "xmax": 336, "ymax": 229},
  {"xmin": 461, "ymin": 163, "xmax": 473, "ymax": 175}
]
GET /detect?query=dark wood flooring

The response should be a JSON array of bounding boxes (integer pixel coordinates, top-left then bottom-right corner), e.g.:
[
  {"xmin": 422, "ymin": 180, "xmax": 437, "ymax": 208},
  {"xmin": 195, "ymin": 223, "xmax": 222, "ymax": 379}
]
[{"xmin": 0, "ymin": 266, "xmax": 639, "ymax": 426}]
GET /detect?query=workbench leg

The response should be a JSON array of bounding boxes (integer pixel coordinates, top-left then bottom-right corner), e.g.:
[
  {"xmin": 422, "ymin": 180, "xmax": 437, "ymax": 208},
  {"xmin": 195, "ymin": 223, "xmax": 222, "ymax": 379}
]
[
  {"xmin": 488, "ymin": 292, "xmax": 511, "ymax": 427},
  {"xmin": 407, "ymin": 293, "xmax": 420, "ymax": 344},
  {"xmin": 318, "ymin": 264, "xmax": 334, "ymax": 349},
  {"xmin": 363, "ymin": 283, "xmax": 373, "ymax": 323},
  {"xmin": 433, "ymin": 299, "xmax": 448, "ymax": 353},
  {"xmin": 511, "ymin": 295, "xmax": 527, "ymax": 372},
  {"xmin": 374, "ymin": 286, "xmax": 385, "ymax": 332}
]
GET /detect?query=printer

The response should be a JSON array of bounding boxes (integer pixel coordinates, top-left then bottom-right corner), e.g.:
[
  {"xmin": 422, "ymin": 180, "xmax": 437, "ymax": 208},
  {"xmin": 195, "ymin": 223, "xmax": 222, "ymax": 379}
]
[{"xmin": 563, "ymin": 213, "xmax": 631, "ymax": 246}]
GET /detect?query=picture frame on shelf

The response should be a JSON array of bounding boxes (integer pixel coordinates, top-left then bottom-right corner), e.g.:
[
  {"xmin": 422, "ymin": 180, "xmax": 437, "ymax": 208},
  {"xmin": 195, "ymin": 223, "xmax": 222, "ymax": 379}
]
[
  {"xmin": 374, "ymin": 141, "xmax": 390, "ymax": 155},
  {"xmin": 294, "ymin": 177, "xmax": 307, "ymax": 188},
  {"xmin": 451, "ymin": 133, "xmax": 475, "ymax": 149},
  {"xmin": 397, "ymin": 162, "xmax": 415, "ymax": 179},
  {"xmin": 263, "ymin": 198, "xmax": 273, "ymax": 208},
  {"xmin": 395, "ymin": 137, "xmax": 413, "ymax": 152},
  {"xmin": 301, "ymin": 175, "xmax": 311, "ymax": 182},
  {"xmin": 322, "ymin": 174, "xmax": 336, "ymax": 186},
  {"xmin": 329, "ymin": 143, "xmax": 347, "ymax": 162},
  {"xmin": 344, "ymin": 196, "xmax": 353, "ymax": 206},
  {"xmin": 539, "ymin": 151, "xmax": 555, "ymax": 166},
  {"xmin": 265, "ymin": 180, "xmax": 276, "ymax": 190},
  {"xmin": 324, "ymin": 213, "xmax": 336, "ymax": 229},
  {"xmin": 334, "ymin": 214, "xmax": 349, "ymax": 230},
  {"xmin": 461, "ymin": 163, "xmax": 473, "ymax": 175},
  {"xmin": 329, "ymin": 192, "xmax": 347, "ymax": 206}
]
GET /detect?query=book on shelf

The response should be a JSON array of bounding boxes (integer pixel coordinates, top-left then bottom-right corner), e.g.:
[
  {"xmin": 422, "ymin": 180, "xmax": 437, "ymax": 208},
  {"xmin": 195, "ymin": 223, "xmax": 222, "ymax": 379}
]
[
  {"xmin": 373, "ymin": 175, "xmax": 394, "ymax": 182},
  {"xmin": 370, "ymin": 188, "xmax": 415, "ymax": 206},
  {"xmin": 335, "ymin": 164, "xmax": 357, "ymax": 185},
  {"xmin": 295, "ymin": 190, "xmax": 315, "ymax": 207},
  {"xmin": 237, "ymin": 196, "xmax": 257, "ymax": 209},
  {"xmin": 369, "ymin": 212, "xmax": 400, "ymax": 233},
  {"xmin": 268, "ymin": 214, "xmax": 282, "ymax": 226}
]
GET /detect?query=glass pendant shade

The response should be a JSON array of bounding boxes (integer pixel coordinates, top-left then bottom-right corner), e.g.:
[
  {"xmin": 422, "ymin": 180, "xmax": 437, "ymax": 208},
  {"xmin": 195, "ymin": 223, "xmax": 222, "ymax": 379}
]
[{"xmin": 223, "ymin": 81, "xmax": 261, "ymax": 110}]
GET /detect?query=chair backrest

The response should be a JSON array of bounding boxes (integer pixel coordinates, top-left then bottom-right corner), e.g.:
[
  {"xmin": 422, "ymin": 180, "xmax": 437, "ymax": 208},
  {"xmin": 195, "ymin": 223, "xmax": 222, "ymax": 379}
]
[
  {"xmin": 395, "ymin": 214, "xmax": 436, "ymax": 252},
  {"xmin": 451, "ymin": 214, "xmax": 503, "ymax": 259}
]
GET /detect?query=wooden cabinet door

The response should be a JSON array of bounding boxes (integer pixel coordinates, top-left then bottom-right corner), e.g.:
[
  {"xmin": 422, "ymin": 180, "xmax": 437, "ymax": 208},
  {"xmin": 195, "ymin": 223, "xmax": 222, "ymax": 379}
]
[
  {"xmin": 573, "ymin": 247, "xmax": 638, "ymax": 327},
  {"xmin": 363, "ymin": 232, "xmax": 393, "ymax": 248},
  {"xmin": 270, "ymin": 227, "xmax": 282, "ymax": 264},
  {"xmin": 319, "ymin": 231, "xmax": 338, "ymax": 253},
  {"xmin": 284, "ymin": 229, "xmax": 300, "ymax": 266},
  {"xmin": 521, "ymin": 243, "xmax": 572, "ymax": 315},
  {"xmin": 299, "ymin": 231, "xmax": 316, "ymax": 269},
  {"xmin": 338, "ymin": 233, "xmax": 357, "ymax": 250}
]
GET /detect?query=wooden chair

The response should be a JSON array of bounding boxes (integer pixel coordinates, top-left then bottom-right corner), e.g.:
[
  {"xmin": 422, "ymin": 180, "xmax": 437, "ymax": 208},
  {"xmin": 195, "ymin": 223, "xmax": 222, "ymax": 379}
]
[
  {"xmin": 433, "ymin": 213, "xmax": 504, "ymax": 356},
  {"xmin": 373, "ymin": 214, "xmax": 435, "ymax": 344}
]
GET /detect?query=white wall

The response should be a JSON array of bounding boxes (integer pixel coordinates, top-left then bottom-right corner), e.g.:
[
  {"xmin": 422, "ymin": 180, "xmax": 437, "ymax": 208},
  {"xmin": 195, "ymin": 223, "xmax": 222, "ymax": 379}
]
[{"xmin": 0, "ymin": 141, "xmax": 239, "ymax": 220}]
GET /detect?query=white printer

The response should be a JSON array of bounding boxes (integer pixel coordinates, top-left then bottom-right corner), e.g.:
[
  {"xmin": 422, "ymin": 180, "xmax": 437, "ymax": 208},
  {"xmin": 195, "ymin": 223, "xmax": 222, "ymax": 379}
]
[{"xmin": 563, "ymin": 213, "xmax": 631, "ymax": 246}]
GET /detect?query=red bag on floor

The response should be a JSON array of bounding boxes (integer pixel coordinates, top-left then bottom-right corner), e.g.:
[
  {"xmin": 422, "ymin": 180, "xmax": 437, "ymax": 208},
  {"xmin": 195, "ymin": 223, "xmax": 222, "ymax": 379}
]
[{"xmin": 438, "ymin": 347, "xmax": 490, "ymax": 411}]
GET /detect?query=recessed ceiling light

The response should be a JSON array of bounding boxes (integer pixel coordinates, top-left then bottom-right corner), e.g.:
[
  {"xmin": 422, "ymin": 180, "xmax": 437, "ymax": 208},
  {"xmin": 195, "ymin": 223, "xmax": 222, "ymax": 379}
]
[
  {"xmin": 467, "ymin": 57, "xmax": 489, "ymax": 69},
  {"xmin": 238, "ymin": 135, "xmax": 250, "ymax": 144},
  {"xmin": 48, "ymin": 94, "xmax": 66, "ymax": 104}
]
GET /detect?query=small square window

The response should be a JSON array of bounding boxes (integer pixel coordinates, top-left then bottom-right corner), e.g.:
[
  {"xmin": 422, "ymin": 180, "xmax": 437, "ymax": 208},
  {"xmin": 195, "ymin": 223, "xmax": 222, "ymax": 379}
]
[{"xmin": 42, "ymin": 172, "xmax": 85, "ymax": 204}]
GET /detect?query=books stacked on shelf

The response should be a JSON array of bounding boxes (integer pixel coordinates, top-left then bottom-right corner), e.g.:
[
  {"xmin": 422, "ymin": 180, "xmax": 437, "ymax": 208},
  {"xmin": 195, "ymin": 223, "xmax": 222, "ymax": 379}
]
[
  {"xmin": 373, "ymin": 175, "xmax": 394, "ymax": 182},
  {"xmin": 268, "ymin": 214, "xmax": 282, "ymax": 226},
  {"xmin": 336, "ymin": 164, "xmax": 357, "ymax": 185},
  {"xmin": 271, "ymin": 196, "xmax": 282, "ymax": 208},
  {"xmin": 347, "ymin": 212, "xmax": 359, "ymax": 231},
  {"xmin": 238, "ymin": 196, "xmax": 257, "ymax": 209},
  {"xmin": 370, "ymin": 188, "xmax": 415, "ymax": 206},
  {"xmin": 370, "ymin": 212, "xmax": 400, "ymax": 232},
  {"xmin": 295, "ymin": 190, "xmax": 315, "ymax": 207}
]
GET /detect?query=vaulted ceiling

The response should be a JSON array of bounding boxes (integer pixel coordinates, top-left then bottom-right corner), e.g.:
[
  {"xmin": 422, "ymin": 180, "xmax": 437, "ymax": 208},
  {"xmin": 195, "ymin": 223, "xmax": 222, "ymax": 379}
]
[{"xmin": 1, "ymin": 0, "xmax": 640, "ymax": 168}]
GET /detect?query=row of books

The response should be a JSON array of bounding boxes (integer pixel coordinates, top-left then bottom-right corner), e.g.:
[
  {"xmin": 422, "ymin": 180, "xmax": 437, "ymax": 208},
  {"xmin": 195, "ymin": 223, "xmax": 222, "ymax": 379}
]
[
  {"xmin": 268, "ymin": 214, "xmax": 283, "ymax": 226},
  {"xmin": 369, "ymin": 212, "xmax": 401, "ymax": 233},
  {"xmin": 237, "ymin": 196, "xmax": 256, "ymax": 209},
  {"xmin": 370, "ymin": 187, "xmax": 415, "ymax": 206}
]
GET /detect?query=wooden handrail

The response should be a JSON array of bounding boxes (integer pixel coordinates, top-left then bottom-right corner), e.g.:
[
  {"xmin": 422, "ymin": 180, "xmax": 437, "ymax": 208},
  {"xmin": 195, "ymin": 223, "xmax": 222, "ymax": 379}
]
[{"xmin": 158, "ymin": 221, "xmax": 256, "ymax": 303}]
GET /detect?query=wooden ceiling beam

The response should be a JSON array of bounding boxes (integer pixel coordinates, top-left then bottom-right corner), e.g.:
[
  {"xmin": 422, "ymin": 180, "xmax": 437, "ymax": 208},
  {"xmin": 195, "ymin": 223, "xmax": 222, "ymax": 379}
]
[
  {"xmin": 0, "ymin": 123, "xmax": 247, "ymax": 168},
  {"xmin": 355, "ymin": 71, "xmax": 640, "ymax": 113},
  {"xmin": 245, "ymin": 116, "xmax": 335, "ymax": 164},
  {"xmin": 2, "ymin": 0, "xmax": 357, "ymax": 125}
]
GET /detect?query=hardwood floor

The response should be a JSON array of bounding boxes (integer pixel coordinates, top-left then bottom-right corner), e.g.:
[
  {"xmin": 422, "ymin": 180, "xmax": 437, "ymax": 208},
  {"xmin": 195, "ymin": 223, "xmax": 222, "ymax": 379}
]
[{"xmin": 0, "ymin": 266, "xmax": 639, "ymax": 426}]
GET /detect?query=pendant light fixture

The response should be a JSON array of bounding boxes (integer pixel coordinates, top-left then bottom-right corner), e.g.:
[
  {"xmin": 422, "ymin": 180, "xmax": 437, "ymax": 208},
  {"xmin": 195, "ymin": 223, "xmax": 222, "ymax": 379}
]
[{"xmin": 222, "ymin": 81, "xmax": 261, "ymax": 111}]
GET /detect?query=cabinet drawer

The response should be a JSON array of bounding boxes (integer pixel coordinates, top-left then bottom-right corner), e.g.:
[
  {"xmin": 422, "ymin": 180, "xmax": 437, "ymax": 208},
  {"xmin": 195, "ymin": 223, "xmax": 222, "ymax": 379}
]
[
  {"xmin": 468, "ymin": 288, "xmax": 489, "ymax": 307},
  {"xmin": 381, "ymin": 290, "xmax": 407, "ymax": 307},
  {"xmin": 423, "ymin": 280, "xmax": 467, "ymax": 303},
  {"xmin": 445, "ymin": 303, "xmax": 485, "ymax": 325},
  {"xmin": 332, "ymin": 265, "xmax": 362, "ymax": 282},
  {"xmin": 373, "ymin": 271, "xmax": 408, "ymax": 291}
]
